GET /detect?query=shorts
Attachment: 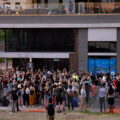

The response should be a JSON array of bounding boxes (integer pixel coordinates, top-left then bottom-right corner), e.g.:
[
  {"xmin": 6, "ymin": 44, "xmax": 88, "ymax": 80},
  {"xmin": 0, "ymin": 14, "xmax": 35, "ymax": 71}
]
[
  {"xmin": 56, "ymin": 96, "xmax": 62, "ymax": 105},
  {"xmin": 108, "ymin": 98, "xmax": 114, "ymax": 105},
  {"xmin": 44, "ymin": 95, "xmax": 49, "ymax": 100},
  {"xmin": 18, "ymin": 96, "xmax": 23, "ymax": 98}
]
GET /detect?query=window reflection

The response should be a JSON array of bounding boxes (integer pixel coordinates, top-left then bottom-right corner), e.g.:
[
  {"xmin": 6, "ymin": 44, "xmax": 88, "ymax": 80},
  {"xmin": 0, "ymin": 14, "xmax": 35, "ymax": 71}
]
[
  {"xmin": 5, "ymin": 29, "xmax": 75, "ymax": 52},
  {"xmin": 88, "ymin": 42, "xmax": 116, "ymax": 53}
]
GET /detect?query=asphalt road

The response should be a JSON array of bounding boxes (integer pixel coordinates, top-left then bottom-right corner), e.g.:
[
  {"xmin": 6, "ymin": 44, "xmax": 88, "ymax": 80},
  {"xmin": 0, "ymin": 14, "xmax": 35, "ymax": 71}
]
[{"xmin": 0, "ymin": 15, "xmax": 120, "ymax": 24}]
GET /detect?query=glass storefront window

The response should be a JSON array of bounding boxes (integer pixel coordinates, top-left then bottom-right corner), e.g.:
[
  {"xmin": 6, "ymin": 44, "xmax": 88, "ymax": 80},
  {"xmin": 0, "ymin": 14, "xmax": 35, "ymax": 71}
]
[
  {"xmin": 88, "ymin": 41, "xmax": 116, "ymax": 53},
  {"xmin": 102, "ymin": 0, "xmax": 115, "ymax": 2}
]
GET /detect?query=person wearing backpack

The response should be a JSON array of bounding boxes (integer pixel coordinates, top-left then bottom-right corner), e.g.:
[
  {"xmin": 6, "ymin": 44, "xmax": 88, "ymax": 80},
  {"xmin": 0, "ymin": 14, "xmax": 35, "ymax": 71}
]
[{"xmin": 46, "ymin": 98, "xmax": 55, "ymax": 120}]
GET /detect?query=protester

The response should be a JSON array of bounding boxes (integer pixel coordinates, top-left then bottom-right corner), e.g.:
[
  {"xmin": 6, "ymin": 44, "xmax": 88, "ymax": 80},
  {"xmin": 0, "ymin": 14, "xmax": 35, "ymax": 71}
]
[
  {"xmin": 106, "ymin": 84, "xmax": 115, "ymax": 113},
  {"xmin": 99, "ymin": 83, "xmax": 106, "ymax": 112},
  {"xmin": 30, "ymin": 84, "xmax": 36, "ymax": 107},
  {"xmin": 0, "ymin": 67, "xmax": 120, "ymax": 114},
  {"xmin": 67, "ymin": 84, "xmax": 74, "ymax": 110},
  {"xmin": 11, "ymin": 86, "xmax": 20, "ymax": 112},
  {"xmin": 80, "ymin": 84, "xmax": 86, "ymax": 111},
  {"xmin": 46, "ymin": 98, "xmax": 55, "ymax": 120}
]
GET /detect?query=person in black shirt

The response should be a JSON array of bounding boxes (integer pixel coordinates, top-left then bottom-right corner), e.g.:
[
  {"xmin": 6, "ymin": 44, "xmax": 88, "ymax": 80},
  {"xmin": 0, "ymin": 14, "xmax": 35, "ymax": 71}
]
[
  {"xmin": 11, "ymin": 86, "xmax": 20, "ymax": 112},
  {"xmin": 56, "ymin": 84, "xmax": 63, "ymax": 113}
]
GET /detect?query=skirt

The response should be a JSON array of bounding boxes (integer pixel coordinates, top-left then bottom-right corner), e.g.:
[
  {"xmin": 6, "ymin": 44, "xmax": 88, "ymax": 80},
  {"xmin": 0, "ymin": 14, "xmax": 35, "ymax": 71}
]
[{"xmin": 108, "ymin": 98, "xmax": 114, "ymax": 105}]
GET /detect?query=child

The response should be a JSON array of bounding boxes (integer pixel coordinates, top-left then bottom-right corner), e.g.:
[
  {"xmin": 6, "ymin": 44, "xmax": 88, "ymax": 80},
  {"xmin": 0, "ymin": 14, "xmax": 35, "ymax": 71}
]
[{"xmin": 46, "ymin": 98, "xmax": 55, "ymax": 120}]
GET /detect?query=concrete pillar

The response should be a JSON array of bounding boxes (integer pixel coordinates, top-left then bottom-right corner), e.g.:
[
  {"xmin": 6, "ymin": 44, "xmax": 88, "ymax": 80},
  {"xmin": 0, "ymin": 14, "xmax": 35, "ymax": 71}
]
[
  {"xmin": 117, "ymin": 28, "xmax": 120, "ymax": 73},
  {"xmin": 5, "ymin": 58, "xmax": 8, "ymax": 71},
  {"xmin": 78, "ymin": 29, "xmax": 88, "ymax": 73}
]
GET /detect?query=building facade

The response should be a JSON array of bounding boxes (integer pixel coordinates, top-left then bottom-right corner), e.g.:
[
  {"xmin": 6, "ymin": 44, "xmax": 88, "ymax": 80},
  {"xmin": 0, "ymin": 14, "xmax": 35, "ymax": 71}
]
[
  {"xmin": 0, "ymin": 15, "xmax": 120, "ymax": 76},
  {"xmin": 0, "ymin": 0, "xmax": 27, "ymax": 9}
]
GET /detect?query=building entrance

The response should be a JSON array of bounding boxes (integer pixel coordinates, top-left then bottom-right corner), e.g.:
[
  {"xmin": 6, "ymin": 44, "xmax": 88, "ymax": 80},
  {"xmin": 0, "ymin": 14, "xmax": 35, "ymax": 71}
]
[
  {"xmin": 88, "ymin": 56, "xmax": 116, "ymax": 76},
  {"xmin": 33, "ymin": 58, "xmax": 69, "ymax": 71}
]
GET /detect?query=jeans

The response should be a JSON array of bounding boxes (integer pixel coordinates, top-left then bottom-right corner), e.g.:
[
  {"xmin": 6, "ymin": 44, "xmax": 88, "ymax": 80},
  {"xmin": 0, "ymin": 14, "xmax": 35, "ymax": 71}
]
[{"xmin": 99, "ymin": 97, "xmax": 105, "ymax": 112}]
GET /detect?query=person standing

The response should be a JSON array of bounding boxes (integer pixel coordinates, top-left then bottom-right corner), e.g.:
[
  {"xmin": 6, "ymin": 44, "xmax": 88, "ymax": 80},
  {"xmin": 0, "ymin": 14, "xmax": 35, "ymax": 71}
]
[
  {"xmin": 46, "ymin": 98, "xmax": 55, "ymax": 120},
  {"xmin": 18, "ymin": 84, "xmax": 24, "ymax": 107},
  {"xmin": 106, "ymin": 84, "xmax": 115, "ymax": 113},
  {"xmin": 11, "ymin": 86, "xmax": 20, "ymax": 112},
  {"xmin": 99, "ymin": 83, "xmax": 106, "ymax": 112},
  {"xmin": 23, "ymin": 85, "xmax": 30, "ymax": 106},
  {"xmin": 56, "ymin": 84, "xmax": 63, "ymax": 112},
  {"xmin": 67, "ymin": 85, "xmax": 74, "ymax": 110},
  {"xmin": 116, "ymin": 78, "xmax": 120, "ymax": 104},
  {"xmin": 80, "ymin": 84, "xmax": 86, "ymax": 111},
  {"xmin": 30, "ymin": 84, "xmax": 36, "ymax": 107}
]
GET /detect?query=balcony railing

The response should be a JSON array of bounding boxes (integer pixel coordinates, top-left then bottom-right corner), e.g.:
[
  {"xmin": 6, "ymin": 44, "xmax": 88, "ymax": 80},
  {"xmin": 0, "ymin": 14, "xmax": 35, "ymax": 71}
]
[{"xmin": 0, "ymin": 2, "xmax": 120, "ymax": 15}]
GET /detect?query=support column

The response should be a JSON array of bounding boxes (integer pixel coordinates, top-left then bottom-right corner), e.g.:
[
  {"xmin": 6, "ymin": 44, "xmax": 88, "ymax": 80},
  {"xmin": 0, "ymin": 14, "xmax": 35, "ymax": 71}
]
[
  {"xmin": 78, "ymin": 29, "xmax": 88, "ymax": 73},
  {"xmin": 70, "ymin": 29, "xmax": 78, "ymax": 73},
  {"xmin": 5, "ymin": 58, "xmax": 8, "ymax": 71},
  {"xmin": 70, "ymin": 53, "xmax": 78, "ymax": 73},
  {"xmin": 117, "ymin": 28, "xmax": 120, "ymax": 73}
]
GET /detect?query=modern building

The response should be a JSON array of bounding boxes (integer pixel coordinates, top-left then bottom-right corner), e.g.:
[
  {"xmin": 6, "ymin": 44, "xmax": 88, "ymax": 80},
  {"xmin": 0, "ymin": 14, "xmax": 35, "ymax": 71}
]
[
  {"xmin": 0, "ymin": 0, "xmax": 120, "ymax": 75},
  {"xmin": 0, "ymin": 0, "xmax": 27, "ymax": 9}
]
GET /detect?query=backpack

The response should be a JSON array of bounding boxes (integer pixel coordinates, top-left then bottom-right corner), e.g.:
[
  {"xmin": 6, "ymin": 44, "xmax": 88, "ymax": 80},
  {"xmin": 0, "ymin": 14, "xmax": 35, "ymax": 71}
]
[{"xmin": 48, "ymin": 104, "xmax": 55, "ymax": 116}]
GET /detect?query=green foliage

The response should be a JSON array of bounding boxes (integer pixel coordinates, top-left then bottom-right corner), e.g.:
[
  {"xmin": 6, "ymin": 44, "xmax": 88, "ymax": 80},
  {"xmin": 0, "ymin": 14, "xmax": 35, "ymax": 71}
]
[
  {"xmin": 0, "ymin": 30, "xmax": 5, "ymax": 42},
  {"xmin": 0, "ymin": 58, "xmax": 5, "ymax": 62}
]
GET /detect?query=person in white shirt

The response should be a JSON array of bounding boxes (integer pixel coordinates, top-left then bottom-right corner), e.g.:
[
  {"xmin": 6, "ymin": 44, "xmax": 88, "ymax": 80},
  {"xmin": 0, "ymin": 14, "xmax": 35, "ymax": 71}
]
[{"xmin": 103, "ymin": 75, "xmax": 106, "ymax": 83}]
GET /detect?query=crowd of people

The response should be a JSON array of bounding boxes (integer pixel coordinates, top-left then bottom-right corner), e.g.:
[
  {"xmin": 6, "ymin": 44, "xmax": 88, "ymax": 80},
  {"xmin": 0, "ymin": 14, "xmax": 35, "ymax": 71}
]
[{"xmin": 0, "ymin": 67, "xmax": 120, "ymax": 114}]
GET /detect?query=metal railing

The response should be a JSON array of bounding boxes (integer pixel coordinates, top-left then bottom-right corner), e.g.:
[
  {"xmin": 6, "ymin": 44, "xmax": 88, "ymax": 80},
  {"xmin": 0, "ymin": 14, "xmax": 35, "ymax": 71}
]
[{"xmin": 0, "ymin": 2, "xmax": 120, "ymax": 15}]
